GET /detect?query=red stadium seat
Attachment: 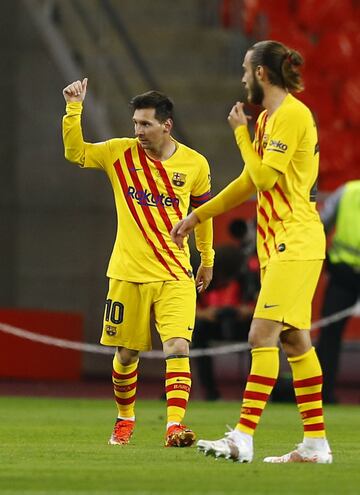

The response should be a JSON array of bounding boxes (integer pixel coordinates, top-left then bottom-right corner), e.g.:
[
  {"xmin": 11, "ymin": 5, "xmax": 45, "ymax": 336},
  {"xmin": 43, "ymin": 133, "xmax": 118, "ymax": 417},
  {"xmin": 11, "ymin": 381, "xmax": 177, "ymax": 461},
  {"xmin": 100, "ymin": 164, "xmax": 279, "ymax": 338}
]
[
  {"xmin": 319, "ymin": 127, "xmax": 356, "ymax": 191},
  {"xmin": 241, "ymin": 0, "xmax": 262, "ymax": 34},
  {"xmin": 315, "ymin": 30, "xmax": 354, "ymax": 75},
  {"xmin": 241, "ymin": 0, "xmax": 292, "ymax": 38},
  {"xmin": 338, "ymin": 20, "xmax": 360, "ymax": 55},
  {"xmin": 339, "ymin": 75, "xmax": 360, "ymax": 127},
  {"xmin": 261, "ymin": 0, "xmax": 291, "ymax": 23},
  {"xmin": 298, "ymin": 72, "xmax": 335, "ymax": 127},
  {"xmin": 296, "ymin": 0, "xmax": 354, "ymax": 34},
  {"xmin": 220, "ymin": 0, "xmax": 242, "ymax": 28},
  {"xmin": 267, "ymin": 21, "xmax": 314, "ymax": 62}
]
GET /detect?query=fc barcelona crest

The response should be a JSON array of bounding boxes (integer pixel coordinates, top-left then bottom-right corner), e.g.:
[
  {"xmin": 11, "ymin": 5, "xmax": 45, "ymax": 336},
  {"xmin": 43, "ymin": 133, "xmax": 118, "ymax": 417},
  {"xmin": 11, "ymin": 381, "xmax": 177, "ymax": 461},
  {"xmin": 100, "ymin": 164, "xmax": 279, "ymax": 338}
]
[
  {"xmin": 172, "ymin": 172, "xmax": 186, "ymax": 187},
  {"xmin": 105, "ymin": 325, "xmax": 117, "ymax": 336}
]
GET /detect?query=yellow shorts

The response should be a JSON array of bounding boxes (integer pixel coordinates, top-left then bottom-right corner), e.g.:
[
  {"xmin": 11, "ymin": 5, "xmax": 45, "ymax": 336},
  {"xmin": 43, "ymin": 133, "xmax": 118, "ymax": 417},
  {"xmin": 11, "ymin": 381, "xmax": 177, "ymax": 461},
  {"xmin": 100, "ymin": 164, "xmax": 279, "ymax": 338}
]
[
  {"xmin": 100, "ymin": 279, "xmax": 196, "ymax": 351},
  {"xmin": 253, "ymin": 260, "xmax": 323, "ymax": 330}
]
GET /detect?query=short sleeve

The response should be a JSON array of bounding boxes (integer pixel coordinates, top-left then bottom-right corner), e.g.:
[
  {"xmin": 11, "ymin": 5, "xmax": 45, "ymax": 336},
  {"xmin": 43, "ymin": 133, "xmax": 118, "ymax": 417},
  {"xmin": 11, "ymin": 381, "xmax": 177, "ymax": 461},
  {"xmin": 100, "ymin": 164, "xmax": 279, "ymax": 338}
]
[{"xmin": 262, "ymin": 107, "xmax": 303, "ymax": 174}]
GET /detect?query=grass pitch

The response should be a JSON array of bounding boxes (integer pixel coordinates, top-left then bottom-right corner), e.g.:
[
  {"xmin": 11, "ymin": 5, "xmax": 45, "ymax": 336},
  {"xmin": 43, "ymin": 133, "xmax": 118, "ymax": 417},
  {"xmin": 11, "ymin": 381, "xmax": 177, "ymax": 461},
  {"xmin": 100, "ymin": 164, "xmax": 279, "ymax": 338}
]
[{"xmin": 0, "ymin": 397, "xmax": 359, "ymax": 495}]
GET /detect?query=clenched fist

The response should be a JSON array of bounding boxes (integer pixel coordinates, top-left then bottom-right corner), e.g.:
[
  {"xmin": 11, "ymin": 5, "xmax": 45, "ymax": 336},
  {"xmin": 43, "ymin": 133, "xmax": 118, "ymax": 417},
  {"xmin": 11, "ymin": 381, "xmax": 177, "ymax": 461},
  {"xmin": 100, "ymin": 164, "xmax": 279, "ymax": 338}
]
[{"xmin": 63, "ymin": 78, "xmax": 88, "ymax": 103}]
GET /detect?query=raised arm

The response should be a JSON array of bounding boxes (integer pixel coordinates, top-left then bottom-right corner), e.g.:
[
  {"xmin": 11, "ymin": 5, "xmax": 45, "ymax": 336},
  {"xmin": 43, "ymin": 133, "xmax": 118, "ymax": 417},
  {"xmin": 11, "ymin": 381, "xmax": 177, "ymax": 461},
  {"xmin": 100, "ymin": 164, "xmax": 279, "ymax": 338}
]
[
  {"xmin": 62, "ymin": 78, "xmax": 109, "ymax": 168},
  {"xmin": 62, "ymin": 78, "xmax": 88, "ymax": 164}
]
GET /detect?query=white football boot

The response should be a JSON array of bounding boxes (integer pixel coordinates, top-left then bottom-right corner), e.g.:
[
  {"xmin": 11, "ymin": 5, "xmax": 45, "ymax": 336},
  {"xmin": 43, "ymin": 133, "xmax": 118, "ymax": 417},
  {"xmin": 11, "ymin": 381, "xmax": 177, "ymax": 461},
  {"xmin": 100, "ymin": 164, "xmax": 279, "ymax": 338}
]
[
  {"xmin": 264, "ymin": 440, "xmax": 333, "ymax": 464},
  {"xmin": 197, "ymin": 429, "xmax": 253, "ymax": 463}
]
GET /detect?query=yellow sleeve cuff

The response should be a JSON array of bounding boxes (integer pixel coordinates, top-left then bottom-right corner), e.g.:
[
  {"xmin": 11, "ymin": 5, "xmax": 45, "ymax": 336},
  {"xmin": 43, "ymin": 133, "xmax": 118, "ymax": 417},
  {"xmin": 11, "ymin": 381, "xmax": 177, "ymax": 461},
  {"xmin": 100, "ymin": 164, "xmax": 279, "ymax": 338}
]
[
  {"xmin": 200, "ymin": 249, "xmax": 215, "ymax": 267},
  {"xmin": 66, "ymin": 101, "xmax": 83, "ymax": 115}
]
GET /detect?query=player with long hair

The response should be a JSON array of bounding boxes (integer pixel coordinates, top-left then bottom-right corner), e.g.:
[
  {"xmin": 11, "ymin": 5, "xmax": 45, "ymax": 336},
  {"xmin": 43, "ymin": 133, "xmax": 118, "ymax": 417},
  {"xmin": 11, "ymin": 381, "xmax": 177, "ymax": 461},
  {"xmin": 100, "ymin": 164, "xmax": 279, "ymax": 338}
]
[{"xmin": 171, "ymin": 40, "xmax": 332, "ymax": 463}]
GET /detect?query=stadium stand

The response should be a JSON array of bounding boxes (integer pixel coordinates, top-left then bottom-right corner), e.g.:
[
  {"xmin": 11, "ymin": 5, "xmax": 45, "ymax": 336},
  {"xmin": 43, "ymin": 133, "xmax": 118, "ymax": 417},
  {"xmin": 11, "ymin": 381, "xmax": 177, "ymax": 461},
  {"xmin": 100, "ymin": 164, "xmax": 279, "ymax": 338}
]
[
  {"xmin": 1, "ymin": 0, "xmax": 358, "ymax": 403},
  {"xmin": 221, "ymin": 0, "xmax": 360, "ymax": 191}
]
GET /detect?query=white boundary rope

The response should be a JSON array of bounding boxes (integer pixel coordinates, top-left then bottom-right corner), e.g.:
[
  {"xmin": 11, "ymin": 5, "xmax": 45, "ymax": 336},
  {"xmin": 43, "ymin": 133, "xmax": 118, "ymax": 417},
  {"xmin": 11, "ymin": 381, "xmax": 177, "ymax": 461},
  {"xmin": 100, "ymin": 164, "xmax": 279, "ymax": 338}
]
[{"xmin": 0, "ymin": 302, "xmax": 359, "ymax": 358}]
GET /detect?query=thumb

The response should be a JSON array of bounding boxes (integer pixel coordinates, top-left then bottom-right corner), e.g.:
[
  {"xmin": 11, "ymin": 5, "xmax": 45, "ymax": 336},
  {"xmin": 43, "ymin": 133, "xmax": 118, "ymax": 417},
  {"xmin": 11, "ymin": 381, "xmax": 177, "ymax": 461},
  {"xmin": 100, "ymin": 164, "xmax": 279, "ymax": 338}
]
[
  {"xmin": 82, "ymin": 77, "xmax": 88, "ymax": 92},
  {"xmin": 177, "ymin": 225, "xmax": 188, "ymax": 237},
  {"xmin": 171, "ymin": 224, "xmax": 179, "ymax": 236},
  {"xmin": 236, "ymin": 102, "xmax": 244, "ymax": 112},
  {"xmin": 174, "ymin": 220, "xmax": 185, "ymax": 236}
]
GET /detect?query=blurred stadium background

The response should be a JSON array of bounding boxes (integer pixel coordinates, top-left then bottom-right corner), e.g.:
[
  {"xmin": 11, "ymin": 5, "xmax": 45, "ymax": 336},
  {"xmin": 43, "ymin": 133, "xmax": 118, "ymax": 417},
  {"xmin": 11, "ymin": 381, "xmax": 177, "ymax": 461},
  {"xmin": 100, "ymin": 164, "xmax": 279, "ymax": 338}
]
[{"xmin": 0, "ymin": 0, "xmax": 359, "ymax": 402}]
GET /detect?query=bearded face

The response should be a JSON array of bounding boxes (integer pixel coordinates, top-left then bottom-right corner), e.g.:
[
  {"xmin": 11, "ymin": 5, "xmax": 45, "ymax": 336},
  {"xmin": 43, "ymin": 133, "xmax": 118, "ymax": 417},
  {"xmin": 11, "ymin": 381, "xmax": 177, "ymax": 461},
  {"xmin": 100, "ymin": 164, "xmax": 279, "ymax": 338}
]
[
  {"xmin": 242, "ymin": 50, "xmax": 264, "ymax": 106},
  {"xmin": 247, "ymin": 69, "xmax": 265, "ymax": 105}
]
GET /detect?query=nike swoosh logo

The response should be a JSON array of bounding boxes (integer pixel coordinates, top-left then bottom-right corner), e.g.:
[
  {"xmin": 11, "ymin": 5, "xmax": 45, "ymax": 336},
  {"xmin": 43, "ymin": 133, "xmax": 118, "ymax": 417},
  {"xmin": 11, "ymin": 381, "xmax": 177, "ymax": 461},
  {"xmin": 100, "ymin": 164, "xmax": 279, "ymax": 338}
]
[
  {"xmin": 187, "ymin": 327, "xmax": 194, "ymax": 331},
  {"xmin": 264, "ymin": 304, "xmax": 279, "ymax": 309},
  {"xmin": 267, "ymin": 148, "xmax": 285, "ymax": 154},
  {"xmin": 129, "ymin": 167, "xmax": 142, "ymax": 172}
]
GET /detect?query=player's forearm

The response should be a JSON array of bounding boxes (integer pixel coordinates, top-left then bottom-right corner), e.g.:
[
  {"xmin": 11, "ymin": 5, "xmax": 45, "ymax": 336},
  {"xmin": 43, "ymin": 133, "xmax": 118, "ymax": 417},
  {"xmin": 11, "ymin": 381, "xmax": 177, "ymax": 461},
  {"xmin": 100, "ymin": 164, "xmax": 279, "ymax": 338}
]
[
  {"xmin": 234, "ymin": 126, "xmax": 279, "ymax": 191},
  {"xmin": 195, "ymin": 171, "xmax": 256, "ymax": 223},
  {"xmin": 62, "ymin": 102, "xmax": 86, "ymax": 164},
  {"xmin": 194, "ymin": 218, "xmax": 215, "ymax": 267}
]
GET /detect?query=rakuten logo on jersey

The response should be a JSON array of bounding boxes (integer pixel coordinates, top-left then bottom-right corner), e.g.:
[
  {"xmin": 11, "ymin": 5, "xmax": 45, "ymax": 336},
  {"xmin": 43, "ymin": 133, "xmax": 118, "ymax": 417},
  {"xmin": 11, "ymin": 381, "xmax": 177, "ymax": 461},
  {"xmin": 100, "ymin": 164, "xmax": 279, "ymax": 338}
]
[
  {"xmin": 127, "ymin": 186, "xmax": 180, "ymax": 207},
  {"xmin": 267, "ymin": 140, "xmax": 288, "ymax": 152}
]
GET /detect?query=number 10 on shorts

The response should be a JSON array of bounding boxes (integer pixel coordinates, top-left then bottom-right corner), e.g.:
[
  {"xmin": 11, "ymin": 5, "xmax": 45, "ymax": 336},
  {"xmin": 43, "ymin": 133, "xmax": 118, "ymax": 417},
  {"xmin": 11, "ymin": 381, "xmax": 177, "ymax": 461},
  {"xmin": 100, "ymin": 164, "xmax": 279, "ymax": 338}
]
[{"xmin": 104, "ymin": 299, "xmax": 124, "ymax": 324}]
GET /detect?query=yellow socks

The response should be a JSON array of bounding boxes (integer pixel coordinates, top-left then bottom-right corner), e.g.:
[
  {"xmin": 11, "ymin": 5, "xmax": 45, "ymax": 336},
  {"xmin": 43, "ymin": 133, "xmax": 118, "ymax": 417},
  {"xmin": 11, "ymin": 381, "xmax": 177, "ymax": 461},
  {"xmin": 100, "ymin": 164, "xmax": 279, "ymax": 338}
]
[
  {"xmin": 234, "ymin": 346, "xmax": 327, "ymax": 441},
  {"xmin": 236, "ymin": 347, "xmax": 279, "ymax": 435},
  {"xmin": 165, "ymin": 356, "xmax": 191, "ymax": 424},
  {"xmin": 289, "ymin": 347, "xmax": 326, "ymax": 438},
  {"xmin": 112, "ymin": 355, "xmax": 138, "ymax": 420}
]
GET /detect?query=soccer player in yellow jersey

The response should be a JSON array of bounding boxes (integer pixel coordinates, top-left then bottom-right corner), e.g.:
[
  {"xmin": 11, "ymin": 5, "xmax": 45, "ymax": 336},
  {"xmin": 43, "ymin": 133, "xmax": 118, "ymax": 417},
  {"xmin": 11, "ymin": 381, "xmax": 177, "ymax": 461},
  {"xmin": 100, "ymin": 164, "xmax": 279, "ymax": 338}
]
[
  {"xmin": 171, "ymin": 40, "xmax": 333, "ymax": 463},
  {"xmin": 62, "ymin": 80, "xmax": 214, "ymax": 447}
]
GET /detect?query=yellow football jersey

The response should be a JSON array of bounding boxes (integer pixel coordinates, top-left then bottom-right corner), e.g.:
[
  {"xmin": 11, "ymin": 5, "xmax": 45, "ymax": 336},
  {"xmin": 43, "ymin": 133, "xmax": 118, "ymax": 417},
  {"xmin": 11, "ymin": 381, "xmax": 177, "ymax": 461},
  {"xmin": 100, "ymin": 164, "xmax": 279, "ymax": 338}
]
[
  {"xmin": 63, "ymin": 102, "xmax": 214, "ymax": 282},
  {"xmin": 254, "ymin": 94, "xmax": 325, "ymax": 267}
]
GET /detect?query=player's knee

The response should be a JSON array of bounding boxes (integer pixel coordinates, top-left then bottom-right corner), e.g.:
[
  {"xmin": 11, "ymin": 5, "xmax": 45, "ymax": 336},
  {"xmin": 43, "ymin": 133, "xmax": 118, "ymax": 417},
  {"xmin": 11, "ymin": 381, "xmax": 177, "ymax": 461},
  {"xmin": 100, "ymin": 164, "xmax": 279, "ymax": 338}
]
[
  {"xmin": 116, "ymin": 347, "xmax": 139, "ymax": 366},
  {"xmin": 280, "ymin": 330, "xmax": 312, "ymax": 358},
  {"xmin": 248, "ymin": 319, "xmax": 281, "ymax": 348},
  {"xmin": 248, "ymin": 328, "xmax": 263, "ymax": 348},
  {"xmin": 163, "ymin": 337, "xmax": 189, "ymax": 356}
]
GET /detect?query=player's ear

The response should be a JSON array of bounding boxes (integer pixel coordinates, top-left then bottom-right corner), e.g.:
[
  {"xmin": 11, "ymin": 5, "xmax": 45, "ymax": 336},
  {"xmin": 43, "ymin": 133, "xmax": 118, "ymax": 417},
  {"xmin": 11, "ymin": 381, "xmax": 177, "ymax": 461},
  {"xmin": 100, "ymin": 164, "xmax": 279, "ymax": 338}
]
[
  {"xmin": 163, "ymin": 118, "xmax": 173, "ymax": 133},
  {"xmin": 256, "ymin": 65, "xmax": 265, "ymax": 81}
]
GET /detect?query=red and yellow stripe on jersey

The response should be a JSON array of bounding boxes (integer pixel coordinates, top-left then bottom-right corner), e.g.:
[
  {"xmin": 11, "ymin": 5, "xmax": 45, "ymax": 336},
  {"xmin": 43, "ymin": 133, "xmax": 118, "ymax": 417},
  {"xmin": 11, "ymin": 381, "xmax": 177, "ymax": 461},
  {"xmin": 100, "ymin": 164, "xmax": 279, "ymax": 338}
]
[
  {"xmin": 254, "ymin": 95, "xmax": 325, "ymax": 268},
  {"xmin": 63, "ymin": 102, "xmax": 214, "ymax": 282}
]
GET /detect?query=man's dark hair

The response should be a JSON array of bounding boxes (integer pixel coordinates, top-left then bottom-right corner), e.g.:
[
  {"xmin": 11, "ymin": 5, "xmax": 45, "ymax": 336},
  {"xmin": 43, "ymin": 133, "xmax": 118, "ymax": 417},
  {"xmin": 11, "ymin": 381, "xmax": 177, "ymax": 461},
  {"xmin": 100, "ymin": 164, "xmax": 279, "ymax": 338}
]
[
  {"xmin": 250, "ymin": 40, "xmax": 304, "ymax": 92},
  {"xmin": 130, "ymin": 90, "xmax": 174, "ymax": 122}
]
